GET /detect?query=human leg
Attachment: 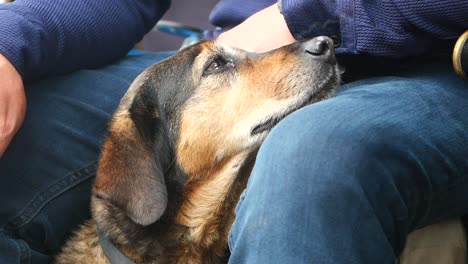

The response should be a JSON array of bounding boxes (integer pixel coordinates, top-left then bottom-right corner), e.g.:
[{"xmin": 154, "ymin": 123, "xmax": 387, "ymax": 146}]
[
  {"xmin": 228, "ymin": 61, "xmax": 468, "ymax": 263},
  {"xmin": 0, "ymin": 52, "xmax": 172, "ymax": 264}
]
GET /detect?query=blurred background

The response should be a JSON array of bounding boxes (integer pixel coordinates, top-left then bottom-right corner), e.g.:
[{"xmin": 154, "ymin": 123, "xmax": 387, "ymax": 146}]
[
  {"xmin": 142, "ymin": 0, "xmax": 218, "ymax": 51},
  {"xmin": 0, "ymin": 0, "xmax": 218, "ymax": 51}
]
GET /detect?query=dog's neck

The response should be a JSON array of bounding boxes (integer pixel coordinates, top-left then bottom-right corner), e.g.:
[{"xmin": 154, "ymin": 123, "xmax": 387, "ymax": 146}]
[
  {"xmin": 95, "ymin": 151, "xmax": 255, "ymax": 263},
  {"xmin": 163, "ymin": 151, "xmax": 254, "ymax": 262},
  {"xmin": 178, "ymin": 152, "xmax": 253, "ymax": 239}
]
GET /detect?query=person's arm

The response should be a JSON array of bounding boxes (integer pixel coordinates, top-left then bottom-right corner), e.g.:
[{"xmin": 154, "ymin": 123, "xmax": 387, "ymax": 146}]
[
  {"xmin": 217, "ymin": 4, "xmax": 295, "ymax": 53},
  {"xmin": 279, "ymin": 0, "xmax": 468, "ymax": 57},
  {"xmin": 0, "ymin": 0, "xmax": 169, "ymax": 157},
  {"xmin": 0, "ymin": 0, "xmax": 170, "ymax": 81}
]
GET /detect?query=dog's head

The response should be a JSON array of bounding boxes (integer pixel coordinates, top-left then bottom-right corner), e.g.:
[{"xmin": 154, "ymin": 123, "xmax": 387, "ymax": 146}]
[{"xmin": 93, "ymin": 37, "xmax": 341, "ymax": 226}]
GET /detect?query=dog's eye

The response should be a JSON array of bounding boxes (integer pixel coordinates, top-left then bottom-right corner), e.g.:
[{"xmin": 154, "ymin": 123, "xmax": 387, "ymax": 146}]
[{"xmin": 204, "ymin": 57, "xmax": 234, "ymax": 75}]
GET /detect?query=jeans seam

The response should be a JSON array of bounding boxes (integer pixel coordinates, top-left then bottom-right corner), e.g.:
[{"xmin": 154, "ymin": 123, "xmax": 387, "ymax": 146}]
[
  {"xmin": 0, "ymin": 231, "xmax": 30, "ymax": 264},
  {"xmin": 1, "ymin": 161, "xmax": 97, "ymax": 231},
  {"xmin": 229, "ymin": 189, "xmax": 247, "ymax": 253},
  {"xmin": 228, "ymin": 232, "xmax": 234, "ymax": 253},
  {"xmin": 16, "ymin": 239, "xmax": 31, "ymax": 264}
]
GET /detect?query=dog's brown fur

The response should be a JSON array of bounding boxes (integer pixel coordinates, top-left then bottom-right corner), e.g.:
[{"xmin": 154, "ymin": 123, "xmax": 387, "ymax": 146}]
[{"xmin": 56, "ymin": 38, "xmax": 340, "ymax": 264}]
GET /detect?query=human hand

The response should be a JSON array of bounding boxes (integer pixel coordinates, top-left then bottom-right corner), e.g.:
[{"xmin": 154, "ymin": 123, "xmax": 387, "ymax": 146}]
[
  {"xmin": 0, "ymin": 53, "xmax": 26, "ymax": 157},
  {"xmin": 217, "ymin": 4, "xmax": 296, "ymax": 53}
]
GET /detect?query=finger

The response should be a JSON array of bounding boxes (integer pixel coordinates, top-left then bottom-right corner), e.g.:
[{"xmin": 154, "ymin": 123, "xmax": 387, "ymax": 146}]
[
  {"xmin": 0, "ymin": 54, "xmax": 26, "ymax": 158},
  {"xmin": 0, "ymin": 134, "xmax": 13, "ymax": 157},
  {"xmin": 217, "ymin": 32, "xmax": 255, "ymax": 52}
]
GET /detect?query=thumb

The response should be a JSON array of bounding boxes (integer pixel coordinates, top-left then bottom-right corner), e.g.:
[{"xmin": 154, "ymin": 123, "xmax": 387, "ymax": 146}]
[{"xmin": 0, "ymin": 54, "xmax": 26, "ymax": 157}]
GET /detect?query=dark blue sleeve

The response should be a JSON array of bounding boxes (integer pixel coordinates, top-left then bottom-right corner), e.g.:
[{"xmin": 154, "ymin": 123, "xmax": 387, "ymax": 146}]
[
  {"xmin": 279, "ymin": 0, "xmax": 468, "ymax": 57},
  {"xmin": 0, "ymin": 0, "xmax": 170, "ymax": 81}
]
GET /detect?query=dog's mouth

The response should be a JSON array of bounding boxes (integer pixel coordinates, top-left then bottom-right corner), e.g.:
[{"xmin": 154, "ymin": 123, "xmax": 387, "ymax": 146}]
[
  {"xmin": 251, "ymin": 113, "xmax": 289, "ymax": 135},
  {"xmin": 250, "ymin": 72, "xmax": 338, "ymax": 136}
]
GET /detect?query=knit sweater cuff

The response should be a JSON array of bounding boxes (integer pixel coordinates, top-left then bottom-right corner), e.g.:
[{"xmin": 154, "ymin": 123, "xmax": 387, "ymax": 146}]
[
  {"xmin": 278, "ymin": 0, "xmax": 356, "ymax": 54},
  {"xmin": 0, "ymin": 6, "xmax": 43, "ymax": 79}
]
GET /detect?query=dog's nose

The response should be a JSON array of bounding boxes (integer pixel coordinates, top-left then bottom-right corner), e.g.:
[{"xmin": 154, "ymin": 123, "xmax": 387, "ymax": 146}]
[{"xmin": 304, "ymin": 36, "xmax": 333, "ymax": 56}]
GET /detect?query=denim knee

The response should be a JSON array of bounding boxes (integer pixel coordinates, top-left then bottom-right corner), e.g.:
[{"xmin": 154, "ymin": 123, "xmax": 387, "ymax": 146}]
[
  {"xmin": 254, "ymin": 102, "xmax": 394, "ymax": 198},
  {"xmin": 229, "ymin": 69, "xmax": 468, "ymax": 263},
  {"xmin": 229, "ymin": 103, "xmax": 408, "ymax": 263},
  {"xmin": 248, "ymin": 101, "xmax": 415, "ymax": 233}
]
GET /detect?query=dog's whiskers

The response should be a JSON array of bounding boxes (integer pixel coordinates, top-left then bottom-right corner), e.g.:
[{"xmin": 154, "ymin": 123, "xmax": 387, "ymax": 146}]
[{"xmin": 164, "ymin": 157, "xmax": 177, "ymax": 174}]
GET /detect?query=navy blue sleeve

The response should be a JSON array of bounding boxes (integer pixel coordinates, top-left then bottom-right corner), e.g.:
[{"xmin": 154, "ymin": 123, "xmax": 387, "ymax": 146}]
[
  {"xmin": 279, "ymin": 0, "xmax": 468, "ymax": 57},
  {"xmin": 0, "ymin": 0, "xmax": 170, "ymax": 81}
]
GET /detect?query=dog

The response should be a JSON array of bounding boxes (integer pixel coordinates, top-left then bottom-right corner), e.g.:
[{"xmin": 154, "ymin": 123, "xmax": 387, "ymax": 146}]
[{"xmin": 55, "ymin": 37, "xmax": 341, "ymax": 264}]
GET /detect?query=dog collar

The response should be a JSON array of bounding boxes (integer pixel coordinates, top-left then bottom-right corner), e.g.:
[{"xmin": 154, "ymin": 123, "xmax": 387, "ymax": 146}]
[{"xmin": 98, "ymin": 228, "xmax": 136, "ymax": 264}]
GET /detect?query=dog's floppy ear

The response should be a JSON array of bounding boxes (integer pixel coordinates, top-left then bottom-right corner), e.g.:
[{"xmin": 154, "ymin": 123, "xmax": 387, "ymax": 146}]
[{"xmin": 94, "ymin": 74, "xmax": 172, "ymax": 226}]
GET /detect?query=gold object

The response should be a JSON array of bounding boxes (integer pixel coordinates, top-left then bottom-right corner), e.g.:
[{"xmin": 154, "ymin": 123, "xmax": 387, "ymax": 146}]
[{"xmin": 453, "ymin": 30, "xmax": 468, "ymax": 79}]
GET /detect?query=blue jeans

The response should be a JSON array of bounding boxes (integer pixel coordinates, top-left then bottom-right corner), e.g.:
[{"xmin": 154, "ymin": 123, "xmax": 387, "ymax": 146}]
[
  {"xmin": 0, "ymin": 53, "xmax": 466, "ymax": 264},
  {"xmin": 0, "ymin": 52, "xmax": 172, "ymax": 264},
  {"xmin": 228, "ymin": 60, "xmax": 468, "ymax": 263}
]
